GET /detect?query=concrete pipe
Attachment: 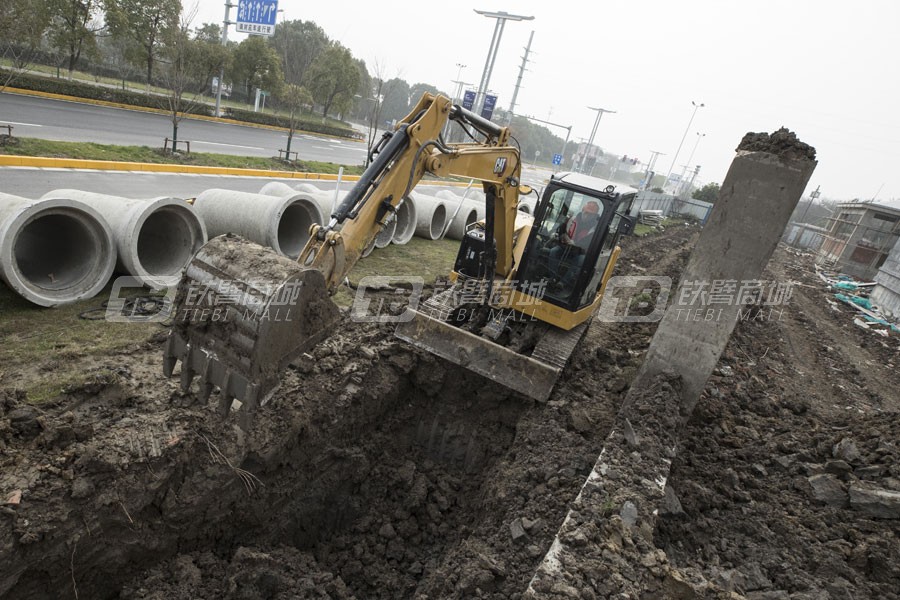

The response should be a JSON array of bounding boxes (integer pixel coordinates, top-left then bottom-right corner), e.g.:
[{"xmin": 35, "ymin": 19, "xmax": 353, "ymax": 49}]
[
  {"xmin": 258, "ymin": 181, "xmax": 327, "ymax": 197},
  {"xmin": 0, "ymin": 192, "xmax": 116, "ymax": 307},
  {"xmin": 391, "ymin": 197, "xmax": 418, "ymax": 245},
  {"xmin": 436, "ymin": 190, "xmax": 479, "ymax": 240},
  {"xmin": 374, "ymin": 213, "xmax": 397, "ymax": 248},
  {"xmin": 42, "ymin": 190, "xmax": 206, "ymax": 288},
  {"xmin": 193, "ymin": 189, "xmax": 324, "ymax": 259},
  {"xmin": 410, "ymin": 192, "xmax": 448, "ymax": 241}
]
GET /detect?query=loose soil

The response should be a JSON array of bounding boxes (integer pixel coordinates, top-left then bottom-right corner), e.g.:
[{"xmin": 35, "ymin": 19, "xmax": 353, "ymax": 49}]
[{"xmin": 2, "ymin": 224, "xmax": 898, "ymax": 599}]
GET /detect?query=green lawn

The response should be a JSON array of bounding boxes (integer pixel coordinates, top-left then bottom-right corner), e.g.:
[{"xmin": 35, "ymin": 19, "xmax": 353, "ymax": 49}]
[{"xmin": 1, "ymin": 137, "xmax": 364, "ymax": 175}]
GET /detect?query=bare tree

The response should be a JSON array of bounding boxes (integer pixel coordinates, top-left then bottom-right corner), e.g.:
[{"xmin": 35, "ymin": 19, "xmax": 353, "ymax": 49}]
[
  {"xmin": 275, "ymin": 83, "xmax": 313, "ymax": 159},
  {"xmin": 159, "ymin": 6, "xmax": 204, "ymax": 152},
  {"xmin": 364, "ymin": 59, "xmax": 404, "ymax": 166}
]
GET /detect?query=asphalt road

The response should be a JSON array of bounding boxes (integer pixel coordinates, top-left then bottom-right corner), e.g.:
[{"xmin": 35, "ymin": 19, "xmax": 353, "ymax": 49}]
[{"xmin": 0, "ymin": 92, "xmax": 368, "ymax": 165}]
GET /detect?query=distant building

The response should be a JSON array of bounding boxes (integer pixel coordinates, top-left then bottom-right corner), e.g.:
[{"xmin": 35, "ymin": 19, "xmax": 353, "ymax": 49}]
[
  {"xmin": 871, "ymin": 235, "xmax": 900, "ymax": 318},
  {"xmin": 784, "ymin": 222, "xmax": 828, "ymax": 251},
  {"xmin": 816, "ymin": 202, "xmax": 900, "ymax": 281}
]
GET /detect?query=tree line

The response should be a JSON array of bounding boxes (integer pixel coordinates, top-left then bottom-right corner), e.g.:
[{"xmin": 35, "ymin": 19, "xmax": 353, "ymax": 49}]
[{"xmin": 0, "ymin": 0, "xmax": 582, "ymax": 165}]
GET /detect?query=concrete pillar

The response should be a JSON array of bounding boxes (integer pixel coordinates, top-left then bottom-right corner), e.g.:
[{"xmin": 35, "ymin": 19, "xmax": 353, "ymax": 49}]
[
  {"xmin": 41, "ymin": 190, "xmax": 206, "ymax": 288},
  {"xmin": 193, "ymin": 189, "xmax": 324, "ymax": 259},
  {"xmin": 527, "ymin": 129, "xmax": 817, "ymax": 596},
  {"xmin": 0, "ymin": 192, "xmax": 116, "ymax": 306}
]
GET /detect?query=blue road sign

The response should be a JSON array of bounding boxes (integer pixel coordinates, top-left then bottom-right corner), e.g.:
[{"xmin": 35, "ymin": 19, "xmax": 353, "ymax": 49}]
[
  {"xmin": 236, "ymin": 0, "xmax": 279, "ymax": 36},
  {"xmin": 481, "ymin": 94, "xmax": 498, "ymax": 121},
  {"xmin": 462, "ymin": 90, "xmax": 476, "ymax": 111},
  {"xmin": 552, "ymin": 153, "xmax": 563, "ymax": 166}
]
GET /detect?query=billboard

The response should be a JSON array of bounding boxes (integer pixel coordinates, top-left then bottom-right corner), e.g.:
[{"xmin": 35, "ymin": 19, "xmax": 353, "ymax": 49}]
[{"xmin": 236, "ymin": 0, "xmax": 279, "ymax": 36}]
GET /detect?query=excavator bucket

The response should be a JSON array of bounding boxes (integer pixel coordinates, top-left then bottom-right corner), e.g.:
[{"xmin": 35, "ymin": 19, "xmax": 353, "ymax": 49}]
[
  {"xmin": 163, "ymin": 235, "xmax": 341, "ymax": 426},
  {"xmin": 394, "ymin": 290, "xmax": 590, "ymax": 402}
]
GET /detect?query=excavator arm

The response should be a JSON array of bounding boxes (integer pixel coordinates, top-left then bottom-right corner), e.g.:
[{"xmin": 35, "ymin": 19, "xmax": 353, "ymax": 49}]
[
  {"xmin": 163, "ymin": 93, "xmax": 524, "ymax": 425},
  {"xmin": 300, "ymin": 93, "xmax": 522, "ymax": 290}
]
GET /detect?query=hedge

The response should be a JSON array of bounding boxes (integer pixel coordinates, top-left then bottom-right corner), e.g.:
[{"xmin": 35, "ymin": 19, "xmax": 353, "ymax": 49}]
[
  {"xmin": 1, "ymin": 69, "xmax": 360, "ymax": 140},
  {"xmin": 225, "ymin": 107, "xmax": 361, "ymax": 139}
]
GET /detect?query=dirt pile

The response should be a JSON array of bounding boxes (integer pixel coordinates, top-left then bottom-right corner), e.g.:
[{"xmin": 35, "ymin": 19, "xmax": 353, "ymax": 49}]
[
  {"xmin": 657, "ymin": 249, "xmax": 900, "ymax": 599},
  {"xmin": 11, "ymin": 226, "xmax": 897, "ymax": 599}
]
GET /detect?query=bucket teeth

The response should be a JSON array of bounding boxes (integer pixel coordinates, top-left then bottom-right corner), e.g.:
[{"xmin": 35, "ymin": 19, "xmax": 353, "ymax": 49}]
[
  {"xmin": 162, "ymin": 335, "xmax": 178, "ymax": 378},
  {"xmin": 218, "ymin": 371, "xmax": 234, "ymax": 419}
]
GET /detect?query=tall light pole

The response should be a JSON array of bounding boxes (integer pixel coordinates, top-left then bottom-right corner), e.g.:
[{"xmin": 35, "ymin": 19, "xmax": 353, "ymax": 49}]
[
  {"xmin": 665, "ymin": 100, "xmax": 705, "ymax": 191},
  {"xmin": 579, "ymin": 106, "xmax": 615, "ymax": 173},
  {"xmin": 677, "ymin": 132, "xmax": 705, "ymax": 195},
  {"xmin": 642, "ymin": 150, "xmax": 666, "ymax": 190},
  {"xmin": 214, "ymin": 1, "xmax": 236, "ymax": 118},
  {"xmin": 473, "ymin": 10, "xmax": 534, "ymax": 114},
  {"xmin": 452, "ymin": 63, "xmax": 466, "ymax": 98}
]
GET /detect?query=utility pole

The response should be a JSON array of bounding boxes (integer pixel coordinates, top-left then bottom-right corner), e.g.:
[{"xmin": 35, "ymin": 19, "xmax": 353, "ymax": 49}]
[
  {"xmin": 798, "ymin": 184, "xmax": 821, "ymax": 224},
  {"xmin": 214, "ymin": 1, "xmax": 235, "ymax": 118},
  {"xmin": 579, "ymin": 106, "xmax": 616, "ymax": 173},
  {"xmin": 507, "ymin": 30, "xmax": 534, "ymax": 121},
  {"xmin": 514, "ymin": 113, "xmax": 572, "ymax": 173},
  {"xmin": 642, "ymin": 150, "xmax": 665, "ymax": 190},
  {"xmin": 677, "ymin": 132, "xmax": 705, "ymax": 195},
  {"xmin": 683, "ymin": 165, "xmax": 701, "ymax": 199},
  {"xmin": 473, "ymin": 10, "xmax": 534, "ymax": 114}
]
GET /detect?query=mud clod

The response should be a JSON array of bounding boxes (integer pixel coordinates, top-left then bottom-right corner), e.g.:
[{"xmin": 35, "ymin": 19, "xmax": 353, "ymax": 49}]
[{"xmin": 737, "ymin": 127, "xmax": 817, "ymax": 161}]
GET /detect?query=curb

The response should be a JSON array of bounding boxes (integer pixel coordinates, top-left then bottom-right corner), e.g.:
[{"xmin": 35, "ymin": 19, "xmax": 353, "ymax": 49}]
[
  {"xmin": 0, "ymin": 155, "xmax": 472, "ymax": 187},
  {"xmin": 3, "ymin": 87, "xmax": 364, "ymax": 143}
]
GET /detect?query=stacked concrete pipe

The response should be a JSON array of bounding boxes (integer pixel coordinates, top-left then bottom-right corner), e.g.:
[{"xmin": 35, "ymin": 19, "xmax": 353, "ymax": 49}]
[
  {"xmin": 260, "ymin": 181, "xmax": 404, "ymax": 250},
  {"xmin": 0, "ymin": 192, "xmax": 116, "ymax": 306},
  {"xmin": 409, "ymin": 192, "xmax": 449, "ymax": 240},
  {"xmin": 436, "ymin": 190, "xmax": 480, "ymax": 240},
  {"xmin": 391, "ymin": 197, "xmax": 417, "ymax": 245},
  {"xmin": 194, "ymin": 189, "xmax": 324, "ymax": 259},
  {"xmin": 42, "ymin": 190, "xmax": 206, "ymax": 288}
]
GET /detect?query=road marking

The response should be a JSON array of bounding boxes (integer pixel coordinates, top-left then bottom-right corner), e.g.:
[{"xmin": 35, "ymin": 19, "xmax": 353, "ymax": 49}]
[
  {"xmin": 192, "ymin": 141, "xmax": 264, "ymax": 150},
  {"xmin": 4, "ymin": 121, "xmax": 42, "ymax": 127}
]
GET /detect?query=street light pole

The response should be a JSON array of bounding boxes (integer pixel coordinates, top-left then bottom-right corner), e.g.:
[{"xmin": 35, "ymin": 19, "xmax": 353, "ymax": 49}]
[
  {"xmin": 214, "ymin": 1, "xmax": 236, "ymax": 118},
  {"xmin": 642, "ymin": 150, "xmax": 665, "ymax": 190},
  {"xmin": 473, "ymin": 10, "xmax": 534, "ymax": 114},
  {"xmin": 579, "ymin": 106, "xmax": 615, "ymax": 173},
  {"xmin": 677, "ymin": 132, "xmax": 705, "ymax": 196},
  {"xmin": 665, "ymin": 100, "xmax": 704, "ymax": 191}
]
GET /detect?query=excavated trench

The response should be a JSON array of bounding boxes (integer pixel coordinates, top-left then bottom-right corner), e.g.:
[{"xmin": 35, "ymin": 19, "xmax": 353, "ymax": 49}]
[{"xmin": 0, "ymin": 225, "xmax": 701, "ymax": 599}]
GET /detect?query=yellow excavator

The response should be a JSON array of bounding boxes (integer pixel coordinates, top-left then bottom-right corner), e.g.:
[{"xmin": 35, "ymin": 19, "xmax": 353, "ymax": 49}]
[{"xmin": 163, "ymin": 93, "xmax": 637, "ymax": 424}]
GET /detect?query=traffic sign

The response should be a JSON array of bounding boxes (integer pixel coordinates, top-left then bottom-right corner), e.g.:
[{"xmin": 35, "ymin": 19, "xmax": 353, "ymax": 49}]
[
  {"xmin": 552, "ymin": 153, "xmax": 562, "ymax": 166},
  {"xmin": 236, "ymin": 0, "xmax": 279, "ymax": 36},
  {"xmin": 462, "ymin": 90, "xmax": 476, "ymax": 111},
  {"xmin": 481, "ymin": 94, "xmax": 498, "ymax": 121}
]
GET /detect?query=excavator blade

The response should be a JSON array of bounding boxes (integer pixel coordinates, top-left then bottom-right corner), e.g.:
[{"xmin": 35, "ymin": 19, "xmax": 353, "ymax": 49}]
[
  {"xmin": 395, "ymin": 308, "xmax": 562, "ymax": 402},
  {"xmin": 163, "ymin": 235, "xmax": 341, "ymax": 425}
]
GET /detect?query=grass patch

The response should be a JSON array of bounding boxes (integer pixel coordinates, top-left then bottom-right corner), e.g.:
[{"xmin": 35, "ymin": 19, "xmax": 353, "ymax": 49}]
[
  {"xmin": 1, "ymin": 137, "xmax": 364, "ymax": 175},
  {"xmin": 0, "ymin": 281, "xmax": 159, "ymax": 402},
  {"xmin": 2, "ymin": 236, "xmax": 461, "ymax": 402},
  {"xmin": 333, "ymin": 237, "xmax": 460, "ymax": 306}
]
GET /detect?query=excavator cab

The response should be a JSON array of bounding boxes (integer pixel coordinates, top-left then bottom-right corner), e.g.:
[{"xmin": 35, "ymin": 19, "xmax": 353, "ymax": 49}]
[
  {"xmin": 396, "ymin": 174, "xmax": 637, "ymax": 402},
  {"xmin": 516, "ymin": 174, "xmax": 636, "ymax": 312}
]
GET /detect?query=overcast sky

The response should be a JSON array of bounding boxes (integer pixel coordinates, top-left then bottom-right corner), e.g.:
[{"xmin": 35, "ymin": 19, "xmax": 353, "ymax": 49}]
[{"xmin": 193, "ymin": 0, "xmax": 899, "ymax": 206}]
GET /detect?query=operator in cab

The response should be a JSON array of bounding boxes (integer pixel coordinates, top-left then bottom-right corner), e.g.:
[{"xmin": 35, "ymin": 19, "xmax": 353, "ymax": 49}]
[{"xmin": 549, "ymin": 200, "xmax": 601, "ymax": 289}]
